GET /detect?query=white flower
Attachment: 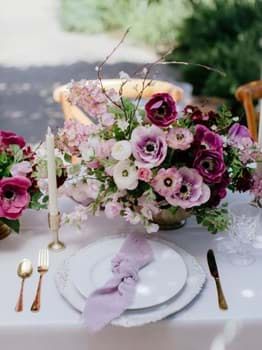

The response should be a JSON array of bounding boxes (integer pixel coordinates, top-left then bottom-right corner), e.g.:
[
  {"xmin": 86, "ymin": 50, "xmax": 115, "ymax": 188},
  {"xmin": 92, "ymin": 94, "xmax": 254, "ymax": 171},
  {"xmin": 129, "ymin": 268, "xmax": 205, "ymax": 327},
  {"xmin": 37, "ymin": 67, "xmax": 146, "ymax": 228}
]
[
  {"xmin": 101, "ymin": 112, "xmax": 115, "ymax": 127},
  {"xmin": 119, "ymin": 71, "xmax": 130, "ymax": 81},
  {"xmin": 123, "ymin": 208, "xmax": 141, "ymax": 225},
  {"xmin": 145, "ymin": 222, "xmax": 159, "ymax": 234},
  {"xmin": 117, "ymin": 119, "xmax": 129, "ymax": 131},
  {"xmin": 111, "ymin": 140, "xmax": 132, "ymax": 161},
  {"xmin": 135, "ymin": 111, "xmax": 143, "ymax": 124},
  {"xmin": 113, "ymin": 160, "xmax": 138, "ymax": 190},
  {"xmin": 79, "ymin": 142, "xmax": 94, "ymax": 161}
]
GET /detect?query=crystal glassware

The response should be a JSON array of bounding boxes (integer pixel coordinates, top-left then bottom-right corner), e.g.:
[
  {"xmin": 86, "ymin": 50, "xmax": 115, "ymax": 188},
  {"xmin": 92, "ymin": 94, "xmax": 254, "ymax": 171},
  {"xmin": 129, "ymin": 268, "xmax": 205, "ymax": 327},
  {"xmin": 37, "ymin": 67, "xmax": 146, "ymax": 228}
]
[{"xmin": 227, "ymin": 202, "xmax": 260, "ymax": 266}]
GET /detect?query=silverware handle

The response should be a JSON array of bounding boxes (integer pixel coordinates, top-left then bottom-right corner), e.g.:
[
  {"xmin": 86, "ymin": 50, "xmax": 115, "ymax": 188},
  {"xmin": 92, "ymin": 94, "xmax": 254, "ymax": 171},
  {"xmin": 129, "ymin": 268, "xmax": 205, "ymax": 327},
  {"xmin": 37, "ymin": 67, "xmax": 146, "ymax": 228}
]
[
  {"xmin": 215, "ymin": 277, "xmax": 228, "ymax": 310},
  {"xmin": 15, "ymin": 278, "xmax": 25, "ymax": 312},
  {"xmin": 31, "ymin": 274, "xmax": 44, "ymax": 312}
]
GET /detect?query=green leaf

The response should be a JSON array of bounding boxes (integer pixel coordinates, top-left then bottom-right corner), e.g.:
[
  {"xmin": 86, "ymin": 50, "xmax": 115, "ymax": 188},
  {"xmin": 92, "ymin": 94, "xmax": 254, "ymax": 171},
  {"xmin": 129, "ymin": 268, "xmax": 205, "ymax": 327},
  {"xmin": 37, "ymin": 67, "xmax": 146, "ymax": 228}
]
[
  {"xmin": 64, "ymin": 153, "xmax": 72, "ymax": 163},
  {"xmin": 193, "ymin": 205, "xmax": 230, "ymax": 234},
  {"xmin": 9, "ymin": 144, "xmax": 24, "ymax": 163},
  {"xmin": 0, "ymin": 218, "xmax": 20, "ymax": 233},
  {"xmin": 29, "ymin": 191, "xmax": 48, "ymax": 210}
]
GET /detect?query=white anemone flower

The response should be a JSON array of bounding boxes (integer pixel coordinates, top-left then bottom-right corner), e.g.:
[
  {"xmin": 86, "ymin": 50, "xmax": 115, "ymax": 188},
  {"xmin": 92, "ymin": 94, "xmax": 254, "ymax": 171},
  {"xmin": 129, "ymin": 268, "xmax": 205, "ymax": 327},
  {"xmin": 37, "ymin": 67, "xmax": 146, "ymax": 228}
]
[
  {"xmin": 113, "ymin": 160, "xmax": 138, "ymax": 190},
  {"xmin": 111, "ymin": 140, "xmax": 132, "ymax": 161}
]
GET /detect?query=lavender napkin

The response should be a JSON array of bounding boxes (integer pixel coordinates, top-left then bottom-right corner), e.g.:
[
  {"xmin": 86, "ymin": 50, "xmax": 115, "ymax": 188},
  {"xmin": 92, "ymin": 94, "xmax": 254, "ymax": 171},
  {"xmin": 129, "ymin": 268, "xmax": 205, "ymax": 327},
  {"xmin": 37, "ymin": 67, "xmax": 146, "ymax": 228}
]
[{"xmin": 81, "ymin": 233, "xmax": 154, "ymax": 332}]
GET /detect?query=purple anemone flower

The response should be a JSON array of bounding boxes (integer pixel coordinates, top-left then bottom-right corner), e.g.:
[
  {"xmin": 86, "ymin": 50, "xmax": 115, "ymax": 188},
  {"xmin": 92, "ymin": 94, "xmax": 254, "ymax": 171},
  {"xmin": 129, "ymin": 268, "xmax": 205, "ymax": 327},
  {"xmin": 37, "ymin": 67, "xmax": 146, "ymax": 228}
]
[
  {"xmin": 194, "ymin": 124, "xmax": 223, "ymax": 151},
  {"xmin": 145, "ymin": 93, "xmax": 177, "ymax": 127},
  {"xmin": 193, "ymin": 149, "xmax": 226, "ymax": 184},
  {"xmin": 166, "ymin": 167, "xmax": 210, "ymax": 209},
  {"xmin": 131, "ymin": 125, "xmax": 167, "ymax": 169}
]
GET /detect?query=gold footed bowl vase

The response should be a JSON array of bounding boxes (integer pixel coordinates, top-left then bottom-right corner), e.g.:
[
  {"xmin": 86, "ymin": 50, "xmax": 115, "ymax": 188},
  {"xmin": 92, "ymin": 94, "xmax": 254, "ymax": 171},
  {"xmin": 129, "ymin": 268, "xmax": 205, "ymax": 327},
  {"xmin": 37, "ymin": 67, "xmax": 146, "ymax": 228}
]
[
  {"xmin": 0, "ymin": 221, "xmax": 11, "ymax": 240},
  {"xmin": 153, "ymin": 208, "xmax": 191, "ymax": 230}
]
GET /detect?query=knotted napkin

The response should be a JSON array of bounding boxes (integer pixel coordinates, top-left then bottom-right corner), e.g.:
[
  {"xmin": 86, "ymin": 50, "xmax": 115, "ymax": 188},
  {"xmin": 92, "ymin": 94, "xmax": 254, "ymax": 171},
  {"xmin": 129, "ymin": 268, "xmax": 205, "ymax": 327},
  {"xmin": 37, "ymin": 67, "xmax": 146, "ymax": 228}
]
[{"xmin": 81, "ymin": 233, "xmax": 154, "ymax": 332}]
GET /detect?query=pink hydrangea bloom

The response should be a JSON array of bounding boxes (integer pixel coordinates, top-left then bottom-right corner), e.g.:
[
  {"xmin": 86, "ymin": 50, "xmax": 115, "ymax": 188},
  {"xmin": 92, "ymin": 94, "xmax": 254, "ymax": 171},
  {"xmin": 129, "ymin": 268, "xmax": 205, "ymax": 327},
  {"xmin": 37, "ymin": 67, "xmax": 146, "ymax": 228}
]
[
  {"xmin": 69, "ymin": 80, "xmax": 118, "ymax": 119},
  {"xmin": 57, "ymin": 120, "xmax": 93, "ymax": 154},
  {"xmin": 151, "ymin": 167, "xmax": 182, "ymax": 197}
]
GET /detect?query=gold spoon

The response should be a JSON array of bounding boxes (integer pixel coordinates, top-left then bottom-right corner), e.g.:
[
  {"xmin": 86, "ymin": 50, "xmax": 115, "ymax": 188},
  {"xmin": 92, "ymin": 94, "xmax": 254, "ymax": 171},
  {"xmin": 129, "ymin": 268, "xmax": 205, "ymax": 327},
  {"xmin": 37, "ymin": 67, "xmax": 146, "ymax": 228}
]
[{"xmin": 15, "ymin": 259, "xmax": 33, "ymax": 312}]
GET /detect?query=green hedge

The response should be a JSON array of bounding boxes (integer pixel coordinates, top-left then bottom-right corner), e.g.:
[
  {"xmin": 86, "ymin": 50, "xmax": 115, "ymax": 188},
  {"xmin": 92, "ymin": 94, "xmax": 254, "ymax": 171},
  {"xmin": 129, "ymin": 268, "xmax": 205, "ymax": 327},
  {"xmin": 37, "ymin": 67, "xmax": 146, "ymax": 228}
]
[
  {"xmin": 167, "ymin": 0, "xmax": 262, "ymax": 104},
  {"xmin": 60, "ymin": 0, "xmax": 189, "ymax": 47}
]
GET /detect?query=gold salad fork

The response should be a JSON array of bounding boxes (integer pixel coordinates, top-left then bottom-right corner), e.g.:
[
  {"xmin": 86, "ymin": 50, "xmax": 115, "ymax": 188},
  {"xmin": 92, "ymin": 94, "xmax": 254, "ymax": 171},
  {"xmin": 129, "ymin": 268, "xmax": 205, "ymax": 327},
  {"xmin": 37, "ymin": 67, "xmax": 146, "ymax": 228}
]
[{"xmin": 31, "ymin": 249, "xmax": 49, "ymax": 312}]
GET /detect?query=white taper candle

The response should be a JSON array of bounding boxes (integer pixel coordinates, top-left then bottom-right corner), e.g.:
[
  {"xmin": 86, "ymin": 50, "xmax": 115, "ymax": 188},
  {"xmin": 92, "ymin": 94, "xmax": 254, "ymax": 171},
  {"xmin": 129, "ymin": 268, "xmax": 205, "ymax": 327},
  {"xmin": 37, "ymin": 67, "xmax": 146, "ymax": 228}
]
[{"xmin": 46, "ymin": 127, "xmax": 59, "ymax": 216}]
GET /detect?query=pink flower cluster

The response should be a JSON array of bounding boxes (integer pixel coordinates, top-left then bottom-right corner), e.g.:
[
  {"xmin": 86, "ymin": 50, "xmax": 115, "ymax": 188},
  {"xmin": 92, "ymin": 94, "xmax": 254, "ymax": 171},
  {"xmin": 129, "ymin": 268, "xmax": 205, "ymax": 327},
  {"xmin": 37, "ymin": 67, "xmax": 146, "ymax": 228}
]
[
  {"xmin": 57, "ymin": 119, "xmax": 95, "ymax": 155},
  {"xmin": 69, "ymin": 80, "xmax": 117, "ymax": 120},
  {"xmin": 0, "ymin": 130, "xmax": 35, "ymax": 223}
]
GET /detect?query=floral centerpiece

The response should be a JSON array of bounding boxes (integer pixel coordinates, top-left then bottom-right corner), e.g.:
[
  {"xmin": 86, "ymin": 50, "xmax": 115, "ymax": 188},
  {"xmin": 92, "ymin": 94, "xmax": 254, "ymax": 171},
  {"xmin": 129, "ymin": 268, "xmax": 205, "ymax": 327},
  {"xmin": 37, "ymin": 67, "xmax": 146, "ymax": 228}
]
[
  {"xmin": 0, "ymin": 130, "xmax": 46, "ymax": 236},
  {"xmin": 35, "ymin": 76, "xmax": 262, "ymax": 234}
]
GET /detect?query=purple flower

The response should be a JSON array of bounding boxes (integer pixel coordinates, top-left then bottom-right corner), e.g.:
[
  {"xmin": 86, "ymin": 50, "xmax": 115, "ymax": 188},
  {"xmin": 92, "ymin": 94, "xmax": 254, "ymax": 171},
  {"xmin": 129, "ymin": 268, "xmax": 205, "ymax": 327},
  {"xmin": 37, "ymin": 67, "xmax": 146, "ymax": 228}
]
[
  {"xmin": 0, "ymin": 176, "xmax": 31, "ymax": 220},
  {"xmin": 183, "ymin": 105, "xmax": 218, "ymax": 125},
  {"xmin": 207, "ymin": 172, "xmax": 230, "ymax": 207},
  {"xmin": 166, "ymin": 167, "xmax": 210, "ymax": 209},
  {"xmin": 228, "ymin": 123, "xmax": 252, "ymax": 147},
  {"xmin": 193, "ymin": 149, "xmax": 226, "ymax": 184},
  {"xmin": 145, "ymin": 93, "xmax": 177, "ymax": 127},
  {"xmin": 151, "ymin": 167, "xmax": 182, "ymax": 198},
  {"xmin": 251, "ymin": 171, "xmax": 262, "ymax": 198},
  {"xmin": 0, "ymin": 130, "xmax": 25, "ymax": 148},
  {"xmin": 131, "ymin": 125, "xmax": 167, "ymax": 169},
  {"xmin": 167, "ymin": 127, "xmax": 193, "ymax": 150},
  {"xmin": 194, "ymin": 124, "xmax": 223, "ymax": 151}
]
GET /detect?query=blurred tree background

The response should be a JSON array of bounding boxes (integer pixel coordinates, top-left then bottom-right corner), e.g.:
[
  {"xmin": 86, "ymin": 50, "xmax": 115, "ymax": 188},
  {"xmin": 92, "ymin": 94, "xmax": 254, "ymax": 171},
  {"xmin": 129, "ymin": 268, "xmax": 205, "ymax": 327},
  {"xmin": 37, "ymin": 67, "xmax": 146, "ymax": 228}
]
[{"xmin": 61, "ymin": 0, "xmax": 262, "ymax": 110}]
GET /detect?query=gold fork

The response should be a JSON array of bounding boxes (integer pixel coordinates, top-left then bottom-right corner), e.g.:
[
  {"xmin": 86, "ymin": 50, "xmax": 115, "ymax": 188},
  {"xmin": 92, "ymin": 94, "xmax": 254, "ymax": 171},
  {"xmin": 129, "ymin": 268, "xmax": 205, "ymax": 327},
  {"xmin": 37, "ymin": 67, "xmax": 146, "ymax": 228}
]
[{"xmin": 31, "ymin": 249, "xmax": 49, "ymax": 312}]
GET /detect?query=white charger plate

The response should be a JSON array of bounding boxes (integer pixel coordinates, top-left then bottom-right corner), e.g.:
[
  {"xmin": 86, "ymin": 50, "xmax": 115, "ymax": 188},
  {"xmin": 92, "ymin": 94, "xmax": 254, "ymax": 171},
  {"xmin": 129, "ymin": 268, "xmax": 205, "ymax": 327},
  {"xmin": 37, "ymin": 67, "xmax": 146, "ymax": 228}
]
[
  {"xmin": 70, "ymin": 237, "xmax": 187, "ymax": 310},
  {"xmin": 55, "ymin": 235, "xmax": 206, "ymax": 327}
]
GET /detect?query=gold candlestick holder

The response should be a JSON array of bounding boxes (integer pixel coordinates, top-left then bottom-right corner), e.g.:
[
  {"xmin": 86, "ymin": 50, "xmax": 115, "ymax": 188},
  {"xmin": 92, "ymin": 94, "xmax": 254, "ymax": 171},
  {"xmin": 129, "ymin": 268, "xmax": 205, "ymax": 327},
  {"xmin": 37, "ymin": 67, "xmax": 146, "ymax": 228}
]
[{"xmin": 48, "ymin": 212, "xmax": 65, "ymax": 251}]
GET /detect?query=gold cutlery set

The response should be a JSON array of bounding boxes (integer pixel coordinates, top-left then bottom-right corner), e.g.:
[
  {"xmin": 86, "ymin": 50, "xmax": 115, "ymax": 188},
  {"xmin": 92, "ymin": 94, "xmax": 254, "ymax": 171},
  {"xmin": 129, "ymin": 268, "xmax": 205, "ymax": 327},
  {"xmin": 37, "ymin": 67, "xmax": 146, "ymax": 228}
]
[
  {"xmin": 15, "ymin": 247, "xmax": 227, "ymax": 313},
  {"xmin": 15, "ymin": 249, "xmax": 49, "ymax": 313}
]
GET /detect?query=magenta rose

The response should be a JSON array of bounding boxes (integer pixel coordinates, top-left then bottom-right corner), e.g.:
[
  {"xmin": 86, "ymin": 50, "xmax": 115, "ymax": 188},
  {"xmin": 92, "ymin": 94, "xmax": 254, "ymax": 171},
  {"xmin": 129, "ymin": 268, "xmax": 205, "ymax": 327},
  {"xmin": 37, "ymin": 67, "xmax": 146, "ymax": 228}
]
[
  {"xmin": 0, "ymin": 176, "xmax": 31, "ymax": 220},
  {"xmin": 131, "ymin": 125, "xmax": 167, "ymax": 168},
  {"xmin": 145, "ymin": 93, "xmax": 177, "ymax": 127},
  {"xmin": 194, "ymin": 124, "xmax": 223, "ymax": 151},
  {"xmin": 193, "ymin": 150, "xmax": 226, "ymax": 184},
  {"xmin": 0, "ymin": 130, "xmax": 25, "ymax": 148}
]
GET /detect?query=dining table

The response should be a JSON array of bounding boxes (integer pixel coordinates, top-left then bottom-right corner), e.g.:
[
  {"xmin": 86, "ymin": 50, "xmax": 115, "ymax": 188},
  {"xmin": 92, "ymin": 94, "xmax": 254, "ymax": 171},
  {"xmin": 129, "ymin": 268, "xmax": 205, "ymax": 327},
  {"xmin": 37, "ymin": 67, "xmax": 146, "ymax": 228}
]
[{"xmin": 0, "ymin": 193, "xmax": 262, "ymax": 350}]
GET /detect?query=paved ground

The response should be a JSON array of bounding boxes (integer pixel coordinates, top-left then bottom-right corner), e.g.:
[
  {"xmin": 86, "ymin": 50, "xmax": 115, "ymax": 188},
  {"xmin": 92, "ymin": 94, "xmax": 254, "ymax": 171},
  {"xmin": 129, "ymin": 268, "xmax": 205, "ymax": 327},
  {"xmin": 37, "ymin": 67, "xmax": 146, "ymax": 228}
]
[
  {"xmin": 0, "ymin": 0, "xmax": 184, "ymax": 143},
  {"xmin": 0, "ymin": 0, "xmax": 157, "ymax": 67}
]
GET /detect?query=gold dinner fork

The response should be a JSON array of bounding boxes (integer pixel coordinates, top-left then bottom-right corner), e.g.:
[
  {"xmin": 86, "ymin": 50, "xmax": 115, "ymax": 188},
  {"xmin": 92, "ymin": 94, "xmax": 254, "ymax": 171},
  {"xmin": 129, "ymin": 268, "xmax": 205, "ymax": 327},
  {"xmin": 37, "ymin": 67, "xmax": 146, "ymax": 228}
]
[{"xmin": 31, "ymin": 249, "xmax": 49, "ymax": 312}]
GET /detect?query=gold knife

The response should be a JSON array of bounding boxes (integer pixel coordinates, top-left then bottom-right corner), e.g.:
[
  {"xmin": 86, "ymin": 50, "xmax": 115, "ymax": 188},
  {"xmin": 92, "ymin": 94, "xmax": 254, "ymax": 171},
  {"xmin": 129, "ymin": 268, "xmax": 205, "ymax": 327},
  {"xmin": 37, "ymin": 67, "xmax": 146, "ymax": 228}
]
[{"xmin": 207, "ymin": 249, "xmax": 228, "ymax": 310}]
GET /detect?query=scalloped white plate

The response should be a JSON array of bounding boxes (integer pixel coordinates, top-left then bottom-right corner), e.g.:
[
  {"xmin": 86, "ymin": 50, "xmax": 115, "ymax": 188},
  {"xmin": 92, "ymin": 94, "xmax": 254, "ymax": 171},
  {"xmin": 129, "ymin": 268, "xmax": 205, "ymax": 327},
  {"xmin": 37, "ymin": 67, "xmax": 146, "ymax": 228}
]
[
  {"xmin": 70, "ymin": 237, "xmax": 187, "ymax": 310},
  {"xmin": 55, "ymin": 235, "xmax": 206, "ymax": 327}
]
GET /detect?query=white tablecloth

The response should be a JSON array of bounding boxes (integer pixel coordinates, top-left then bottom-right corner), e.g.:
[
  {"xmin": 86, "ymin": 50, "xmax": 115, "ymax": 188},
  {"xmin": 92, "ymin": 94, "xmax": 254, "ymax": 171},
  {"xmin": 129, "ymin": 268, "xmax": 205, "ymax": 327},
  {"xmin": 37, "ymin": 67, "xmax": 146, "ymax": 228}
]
[{"xmin": 0, "ymin": 194, "xmax": 262, "ymax": 350}]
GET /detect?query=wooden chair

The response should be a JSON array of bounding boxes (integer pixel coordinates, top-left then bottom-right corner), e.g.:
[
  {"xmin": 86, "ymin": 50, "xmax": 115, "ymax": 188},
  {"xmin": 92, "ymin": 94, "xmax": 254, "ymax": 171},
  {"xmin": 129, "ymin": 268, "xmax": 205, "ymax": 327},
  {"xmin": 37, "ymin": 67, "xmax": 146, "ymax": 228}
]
[
  {"xmin": 53, "ymin": 79, "xmax": 184, "ymax": 125},
  {"xmin": 235, "ymin": 80, "xmax": 262, "ymax": 141}
]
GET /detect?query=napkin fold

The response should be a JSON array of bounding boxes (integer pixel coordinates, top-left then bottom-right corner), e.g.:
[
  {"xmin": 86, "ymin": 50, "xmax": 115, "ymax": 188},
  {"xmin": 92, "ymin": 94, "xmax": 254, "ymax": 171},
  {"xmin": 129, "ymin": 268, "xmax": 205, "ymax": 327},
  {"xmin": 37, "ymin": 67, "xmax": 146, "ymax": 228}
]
[{"xmin": 81, "ymin": 233, "xmax": 154, "ymax": 332}]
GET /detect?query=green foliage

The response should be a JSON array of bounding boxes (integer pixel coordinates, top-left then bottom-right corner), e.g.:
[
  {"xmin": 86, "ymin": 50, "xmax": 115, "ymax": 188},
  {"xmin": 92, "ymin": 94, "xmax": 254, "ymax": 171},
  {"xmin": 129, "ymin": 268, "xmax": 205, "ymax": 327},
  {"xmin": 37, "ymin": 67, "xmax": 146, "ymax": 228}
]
[
  {"xmin": 194, "ymin": 204, "xmax": 230, "ymax": 234},
  {"xmin": 168, "ymin": 0, "xmax": 262, "ymax": 104},
  {"xmin": 0, "ymin": 218, "xmax": 20, "ymax": 233},
  {"xmin": 29, "ymin": 192, "xmax": 48, "ymax": 210},
  {"xmin": 60, "ymin": 0, "xmax": 189, "ymax": 47}
]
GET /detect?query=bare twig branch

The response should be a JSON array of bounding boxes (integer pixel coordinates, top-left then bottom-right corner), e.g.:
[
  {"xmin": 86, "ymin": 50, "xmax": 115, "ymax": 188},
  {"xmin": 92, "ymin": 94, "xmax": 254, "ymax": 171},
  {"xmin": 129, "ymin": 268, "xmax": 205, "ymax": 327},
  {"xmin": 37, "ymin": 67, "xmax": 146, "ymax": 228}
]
[
  {"xmin": 96, "ymin": 28, "xmax": 131, "ymax": 111},
  {"xmin": 159, "ymin": 60, "xmax": 226, "ymax": 77}
]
